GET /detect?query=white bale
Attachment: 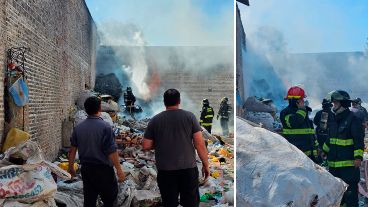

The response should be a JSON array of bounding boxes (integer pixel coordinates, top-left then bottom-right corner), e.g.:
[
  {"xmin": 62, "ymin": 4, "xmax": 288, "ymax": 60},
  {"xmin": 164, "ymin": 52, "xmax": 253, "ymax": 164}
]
[{"xmin": 236, "ymin": 117, "xmax": 347, "ymax": 207}]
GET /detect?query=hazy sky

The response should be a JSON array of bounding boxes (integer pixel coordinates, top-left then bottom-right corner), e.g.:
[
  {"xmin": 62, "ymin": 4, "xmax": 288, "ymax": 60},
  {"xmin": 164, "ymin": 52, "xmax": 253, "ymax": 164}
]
[
  {"xmin": 238, "ymin": 0, "xmax": 368, "ymax": 53},
  {"xmin": 85, "ymin": 0, "xmax": 234, "ymax": 46}
]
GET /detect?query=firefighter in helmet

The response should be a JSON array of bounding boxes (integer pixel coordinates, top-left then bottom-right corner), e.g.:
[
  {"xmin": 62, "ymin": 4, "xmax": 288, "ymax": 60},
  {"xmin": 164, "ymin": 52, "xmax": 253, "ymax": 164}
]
[
  {"xmin": 200, "ymin": 99, "xmax": 214, "ymax": 133},
  {"xmin": 124, "ymin": 87, "xmax": 136, "ymax": 107},
  {"xmin": 280, "ymin": 86, "xmax": 319, "ymax": 162},
  {"xmin": 217, "ymin": 97, "xmax": 231, "ymax": 136},
  {"xmin": 351, "ymin": 97, "xmax": 368, "ymax": 128},
  {"xmin": 322, "ymin": 90, "xmax": 364, "ymax": 207}
]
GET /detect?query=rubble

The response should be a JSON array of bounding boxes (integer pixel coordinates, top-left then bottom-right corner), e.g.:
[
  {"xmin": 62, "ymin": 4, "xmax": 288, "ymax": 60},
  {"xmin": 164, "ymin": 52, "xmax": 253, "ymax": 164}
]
[
  {"xmin": 236, "ymin": 117, "xmax": 346, "ymax": 207},
  {"xmin": 242, "ymin": 96, "xmax": 282, "ymax": 131},
  {"xmin": 243, "ymin": 96, "xmax": 276, "ymax": 113},
  {"xmin": 54, "ymin": 112, "xmax": 234, "ymax": 206}
]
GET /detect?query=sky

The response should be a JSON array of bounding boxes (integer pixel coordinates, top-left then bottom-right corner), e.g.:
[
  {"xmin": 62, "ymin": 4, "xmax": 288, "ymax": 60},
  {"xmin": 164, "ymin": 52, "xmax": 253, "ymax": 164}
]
[
  {"xmin": 238, "ymin": 0, "xmax": 368, "ymax": 53},
  {"xmin": 85, "ymin": 0, "xmax": 234, "ymax": 46}
]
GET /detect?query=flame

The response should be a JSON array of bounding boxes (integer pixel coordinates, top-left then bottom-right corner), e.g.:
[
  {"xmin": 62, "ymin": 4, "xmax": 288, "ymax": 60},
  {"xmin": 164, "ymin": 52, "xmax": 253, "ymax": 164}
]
[{"xmin": 147, "ymin": 63, "xmax": 161, "ymax": 98}]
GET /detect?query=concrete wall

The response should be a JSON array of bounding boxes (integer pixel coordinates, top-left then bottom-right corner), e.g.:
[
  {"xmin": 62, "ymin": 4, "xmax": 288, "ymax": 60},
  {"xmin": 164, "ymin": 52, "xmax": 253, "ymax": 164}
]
[
  {"xmin": 236, "ymin": 3, "xmax": 246, "ymax": 116},
  {"xmin": 0, "ymin": 0, "xmax": 96, "ymax": 160}
]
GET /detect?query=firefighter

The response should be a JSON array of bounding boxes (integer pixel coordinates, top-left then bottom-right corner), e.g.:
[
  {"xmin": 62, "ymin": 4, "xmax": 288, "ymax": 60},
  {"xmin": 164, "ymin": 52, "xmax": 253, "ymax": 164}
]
[
  {"xmin": 200, "ymin": 99, "xmax": 214, "ymax": 133},
  {"xmin": 313, "ymin": 99, "xmax": 334, "ymax": 149},
  {"xmin": 322, "ymin": 90, "xmax": 364, "ymax": 207},
  {"xmin": 217, "ymin": 97, "xmax": 231, "ymax": 136},
  {"xmin": 352, "ymin": 97, "xmax": 368, "ymax": 128},
  {"xmin": 280, "ymin": 86, "xmax": 318, "ymax": 162},
  {"xmin": 124, "ymin": 87, "xmax": 136, "ymax": 107}
]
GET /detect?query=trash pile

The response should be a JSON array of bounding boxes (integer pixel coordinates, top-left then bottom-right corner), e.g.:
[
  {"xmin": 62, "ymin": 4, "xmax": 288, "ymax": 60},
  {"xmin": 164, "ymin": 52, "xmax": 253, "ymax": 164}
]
[
  {"xmin": 0, "ymin": 139, "xmax": 71, "ymax": 207},
  {"xmin": 200, "ymin": 136, "xmax": 234, "ymax": 206},
  {"xmin": 242, "ymin": 96, "xmax": 282, "ymax": 131},
  {"xmin": 236, "ymin": 117, "xmax": 346, "ymax": 207},
  {"xmin": 56, "ymin": 109, "xmax": 234, "ymax": 206}
]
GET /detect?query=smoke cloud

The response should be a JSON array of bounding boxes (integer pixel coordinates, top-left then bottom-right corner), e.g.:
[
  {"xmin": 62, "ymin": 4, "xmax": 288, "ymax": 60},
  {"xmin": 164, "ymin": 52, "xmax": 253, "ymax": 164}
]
[
  {"xmin": 93, "ymin": 1, "xmax": 234, "ymax": 126},
  {"xmin": 242, "ymin": 26, "xmax": 368, "ymax": 110}
]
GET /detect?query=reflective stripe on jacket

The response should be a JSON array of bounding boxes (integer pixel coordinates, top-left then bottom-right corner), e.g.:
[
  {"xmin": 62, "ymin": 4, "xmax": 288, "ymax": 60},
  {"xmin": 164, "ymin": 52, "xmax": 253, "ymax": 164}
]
[
  {"xmin": 200, "ymin": 106, "xmax": 214, "ymax": 126},
  {"xmin": 280, "ymin": 105, "xmax": 317, "ymax": 157},
  {"xmin": 323, "ymin": 109, "xmax": 365, "ymax": 168}
]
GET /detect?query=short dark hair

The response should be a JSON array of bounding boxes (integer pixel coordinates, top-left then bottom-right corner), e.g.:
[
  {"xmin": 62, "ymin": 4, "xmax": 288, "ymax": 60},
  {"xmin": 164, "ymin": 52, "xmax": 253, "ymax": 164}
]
[
  {"xmin": 164, "ymin": 89, "xmax": 180, "ymax": 106},
  {"xmin": 84, "ymin": 96, "xmax": 101, "ymax": 115}
]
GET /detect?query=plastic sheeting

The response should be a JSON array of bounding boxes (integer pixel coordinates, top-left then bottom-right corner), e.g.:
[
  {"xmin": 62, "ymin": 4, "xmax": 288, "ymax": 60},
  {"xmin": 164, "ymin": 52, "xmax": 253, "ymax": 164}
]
[{"xmin": 236, "ymin": 117, "xmax": 347, "ymax": 207}]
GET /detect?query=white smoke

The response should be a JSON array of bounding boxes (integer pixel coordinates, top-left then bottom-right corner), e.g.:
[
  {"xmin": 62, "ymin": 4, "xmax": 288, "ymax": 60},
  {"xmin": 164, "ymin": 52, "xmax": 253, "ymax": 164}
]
[
  {"xmin": 92, "ymin": 1, "xmax": 234, "ymax": 128},
  {"xmin": 241, "ymin": 25, "xmax": 368, "ymax": 110},
  {"xmin": 98, "ymin": 23, "xmax": 152, "ymax": 100},
  {"xmin": 238, "ymin": 1, "xmax": 368, "ymax": 110}
]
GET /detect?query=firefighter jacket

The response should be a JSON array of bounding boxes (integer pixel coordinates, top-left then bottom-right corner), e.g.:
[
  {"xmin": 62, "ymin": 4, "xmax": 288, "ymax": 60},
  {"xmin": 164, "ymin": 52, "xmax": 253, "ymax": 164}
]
[
  {"xmin": 200, "ymin": 106, "xmax": 214, "ymax": 127},
  {"xmin": 124, "ymin": 92, "xmax": 136, "ymax": 106},
  {"xmin": 218, "ymin": 102, "xmax": 231, "ymax": 120},
  {"xmin": 280, "ymin": 105, "xmax": 318, "ymax": 158},
  {"xmin": 322, "ymin": 109, "xmax": 365, "ymax": 168}
]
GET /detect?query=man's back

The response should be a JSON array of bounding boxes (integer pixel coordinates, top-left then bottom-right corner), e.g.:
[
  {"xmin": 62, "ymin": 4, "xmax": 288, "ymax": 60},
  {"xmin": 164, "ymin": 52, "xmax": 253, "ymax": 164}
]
[
  {"xmin": 71, "ymin": 116, "xmax": 116, "ymax": 166},
  {"xmin": 144, "ymin": 109, "xmax": 201, "ymax": 171}
]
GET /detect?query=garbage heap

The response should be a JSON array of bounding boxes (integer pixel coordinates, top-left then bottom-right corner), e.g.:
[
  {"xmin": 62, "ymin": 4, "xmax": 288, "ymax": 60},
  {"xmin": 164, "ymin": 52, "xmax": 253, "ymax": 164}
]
[
  {"xmin": 55, "ymin": 112, "xmax": 234, "ymax": 207},
  {"xmin": 0, "ymin": 140, "xmax": 71, "ymax": 207},
  {"xmin": 242, "ymin": 96, "xmax": 281, "ymax": 131}
]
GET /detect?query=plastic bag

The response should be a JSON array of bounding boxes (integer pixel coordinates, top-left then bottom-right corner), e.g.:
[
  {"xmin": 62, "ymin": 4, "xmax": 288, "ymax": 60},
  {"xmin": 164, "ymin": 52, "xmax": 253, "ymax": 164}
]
[
  {"xmin": 8, "ymin": 78, "xmax": 29, "ymax": 107},
  {"xmin": 2, "ymin": 128, "xmax": 30, "ymax": 152}
]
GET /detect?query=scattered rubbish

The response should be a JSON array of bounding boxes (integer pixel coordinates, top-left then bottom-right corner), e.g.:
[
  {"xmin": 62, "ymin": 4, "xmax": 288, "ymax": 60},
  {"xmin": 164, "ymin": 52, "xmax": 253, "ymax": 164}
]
[
  {"xmin": 51, "ymin": 92, "xmax": 233, "ymax": 206},
  {"xmin": 0, "ymin": 141, "xmax": 70, "ymax": 206}
]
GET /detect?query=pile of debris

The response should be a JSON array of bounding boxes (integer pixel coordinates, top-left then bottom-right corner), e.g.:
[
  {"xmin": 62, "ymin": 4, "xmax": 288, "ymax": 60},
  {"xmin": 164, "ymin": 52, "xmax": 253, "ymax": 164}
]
[
  {"xmin": 0, "ymin": 139, "xmax": 71, "ymax": 207},
  {"xmin": 200, "ymin": 133, "xmax": 234, "ymax": 206},
  {"xmin": 54, "ymin": 113, "xmax": 234, "ymax": 206},
  {"xmin": 242, "ymin": 96, "xmax": 281, "ymax": 131}
]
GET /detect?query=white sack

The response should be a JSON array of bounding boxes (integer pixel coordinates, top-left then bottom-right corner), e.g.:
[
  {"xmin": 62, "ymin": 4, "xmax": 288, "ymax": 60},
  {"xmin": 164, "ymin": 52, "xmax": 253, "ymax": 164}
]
[{"xmin": 236, "ymin": 117, "xmax": 347, "ymax": 207}]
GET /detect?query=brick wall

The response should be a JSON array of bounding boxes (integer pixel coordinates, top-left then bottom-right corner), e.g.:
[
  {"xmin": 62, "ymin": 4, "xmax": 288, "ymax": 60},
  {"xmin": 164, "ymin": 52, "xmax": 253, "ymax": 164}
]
[
  {"xmin": 0, "ymin": 0, "xmax": 96, "ymax": 160},
  {"xmin": 160, "ymin": 69, "xmax": 234, "ymax": 131},
  {"xmin": 0, "ymin": 0, "xmax": 6, "ymax": 143}
]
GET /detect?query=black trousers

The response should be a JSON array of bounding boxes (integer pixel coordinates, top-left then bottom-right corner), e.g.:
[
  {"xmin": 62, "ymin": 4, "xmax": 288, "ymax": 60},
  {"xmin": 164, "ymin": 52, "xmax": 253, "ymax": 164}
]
[
  {"xmin": 203, "ymin": 125, "xmax": 212, "ymax": 134},
  {"xmin": 329, "ymin": 167, "xmax": 360, "ymax": 207},
  {"xmin": 81, "ymin": 164, "xmax": 118, "ymax": 207},
  {"xmin": 220, "ymin": 118, "xmax": 229, "ymax": 136},
  {"xmin": 157, "ymin": 167, "xmax": 200, "ymax": 207}
]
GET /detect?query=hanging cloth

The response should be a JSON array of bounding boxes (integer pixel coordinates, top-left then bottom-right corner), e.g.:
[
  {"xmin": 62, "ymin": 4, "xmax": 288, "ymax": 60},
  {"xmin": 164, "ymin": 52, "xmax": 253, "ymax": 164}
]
[{"xmin": 8, "ymin": 77, "xmax": 29, "ymax": 107}]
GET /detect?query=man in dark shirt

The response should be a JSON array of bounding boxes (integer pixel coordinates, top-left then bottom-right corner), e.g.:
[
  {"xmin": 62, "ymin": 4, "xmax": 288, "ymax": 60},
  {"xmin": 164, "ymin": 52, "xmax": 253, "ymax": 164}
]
[
  {"xmin": 68, "ymin": 96, "xmax": 125, "ymax": 207},
  {"xmin": 142, "ymin": 89, "xmax": 210, "ymax": 207}
]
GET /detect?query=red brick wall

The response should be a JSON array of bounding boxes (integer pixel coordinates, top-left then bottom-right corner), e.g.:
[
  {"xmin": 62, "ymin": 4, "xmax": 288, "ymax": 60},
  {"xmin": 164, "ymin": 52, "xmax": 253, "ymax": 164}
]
[{"xmin": 0, "ymin": 0, "xmax": 96, "ymax": 160}]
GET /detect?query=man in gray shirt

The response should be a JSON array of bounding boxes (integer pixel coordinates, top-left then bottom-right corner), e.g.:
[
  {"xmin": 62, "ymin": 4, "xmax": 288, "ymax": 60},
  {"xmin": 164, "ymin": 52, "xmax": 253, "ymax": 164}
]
[
  {"xmin": 143, "ymin": 89, "xmax": 210, "ymax": 207},
  {"xmin": 68, "ymin": 96, "xmax": 125, "ymax": 207}
]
